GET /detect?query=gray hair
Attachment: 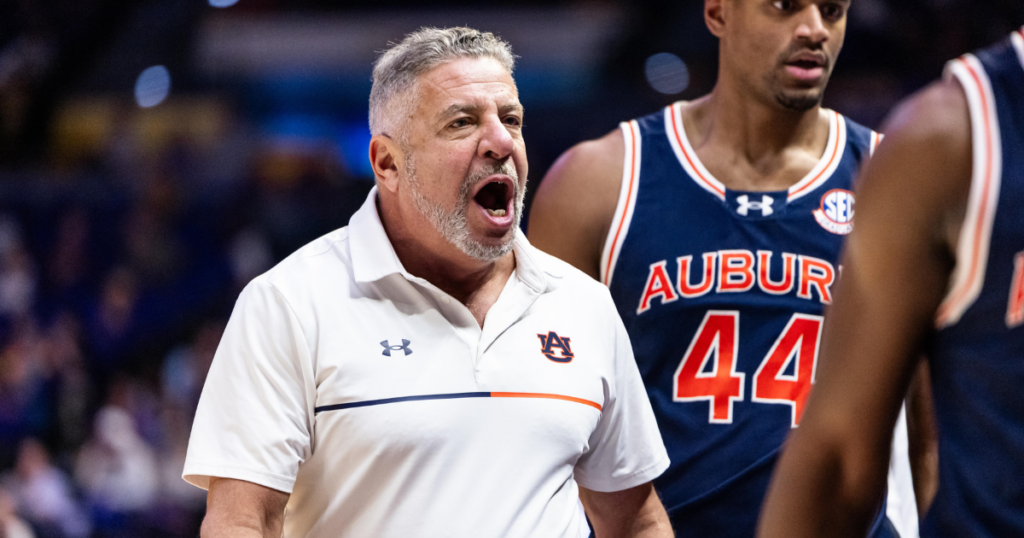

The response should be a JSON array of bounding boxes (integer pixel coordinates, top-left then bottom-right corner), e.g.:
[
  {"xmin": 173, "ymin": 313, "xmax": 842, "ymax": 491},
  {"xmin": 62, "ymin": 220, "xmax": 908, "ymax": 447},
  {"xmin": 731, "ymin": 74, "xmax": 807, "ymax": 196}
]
[{"xmin": 369, "ymin": 27, "xmax": 516, "ymax": 138}]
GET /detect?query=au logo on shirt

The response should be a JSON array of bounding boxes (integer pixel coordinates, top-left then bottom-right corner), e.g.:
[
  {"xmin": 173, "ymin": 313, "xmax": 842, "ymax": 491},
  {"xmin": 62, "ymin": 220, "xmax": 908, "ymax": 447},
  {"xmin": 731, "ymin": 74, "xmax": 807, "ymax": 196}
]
[{"xmin": 537, "ymin": 331, "xmax": 574, "ymax": 363}]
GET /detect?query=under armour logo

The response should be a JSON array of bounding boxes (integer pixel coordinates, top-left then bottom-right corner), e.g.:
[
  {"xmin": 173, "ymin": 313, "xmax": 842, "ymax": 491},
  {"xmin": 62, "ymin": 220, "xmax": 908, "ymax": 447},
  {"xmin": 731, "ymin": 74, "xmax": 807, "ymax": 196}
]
[
  {"xmin": 537, "ymin": 331, "xmax": 574, "ymax": 363},
  {"xmin": 736, "ymin": 194, "xmax": 774, "ymax": 217},
  {"xmin": 380, "ymin": 339, "xmax": 412, "ymax": 356}
]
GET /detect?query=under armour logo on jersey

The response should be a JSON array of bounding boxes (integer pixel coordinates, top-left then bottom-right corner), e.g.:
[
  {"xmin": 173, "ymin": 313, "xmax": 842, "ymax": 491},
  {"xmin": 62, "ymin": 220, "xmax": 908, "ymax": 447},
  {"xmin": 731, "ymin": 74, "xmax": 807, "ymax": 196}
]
[
  {"xmin": 537, "ymin": 331, "xmax": 574, "ymax": 363},
  {"xmin": 736, "ymin": 194, "xmax": 774, "ymax": 217},
  {"xmin": 380, "ymin": 339, "xmax": 412, "ymax": 356}
]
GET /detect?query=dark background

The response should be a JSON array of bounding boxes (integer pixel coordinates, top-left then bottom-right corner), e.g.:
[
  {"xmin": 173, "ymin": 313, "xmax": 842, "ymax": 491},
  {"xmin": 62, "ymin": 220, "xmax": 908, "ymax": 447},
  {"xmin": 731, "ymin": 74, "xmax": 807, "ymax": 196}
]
[{"xmin": 0, "ymin": 1, "xmax": 1020, "ymax": 536}]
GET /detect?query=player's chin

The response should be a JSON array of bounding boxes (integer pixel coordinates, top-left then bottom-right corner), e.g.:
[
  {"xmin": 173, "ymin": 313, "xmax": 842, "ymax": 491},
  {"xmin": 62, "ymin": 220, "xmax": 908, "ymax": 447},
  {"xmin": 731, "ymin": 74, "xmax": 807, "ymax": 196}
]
[{"xmin": 774, "ymin": 88, "xmax": 825, "ymax": 112}]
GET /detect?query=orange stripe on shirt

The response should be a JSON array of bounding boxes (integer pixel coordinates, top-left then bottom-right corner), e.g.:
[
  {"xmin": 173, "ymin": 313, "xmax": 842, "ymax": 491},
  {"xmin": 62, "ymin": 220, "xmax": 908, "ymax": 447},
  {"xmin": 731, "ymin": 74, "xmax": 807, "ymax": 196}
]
[{"xmin": 490, "ymin": 392, "xmax": 603, "ymax": 411}]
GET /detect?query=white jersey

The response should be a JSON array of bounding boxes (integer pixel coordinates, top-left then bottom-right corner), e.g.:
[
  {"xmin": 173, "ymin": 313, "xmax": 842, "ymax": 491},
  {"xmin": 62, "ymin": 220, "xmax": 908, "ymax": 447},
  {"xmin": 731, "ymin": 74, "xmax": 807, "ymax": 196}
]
[{"xmin": 183, "ymin": 188, "xmax": 669, "ymax": 537}]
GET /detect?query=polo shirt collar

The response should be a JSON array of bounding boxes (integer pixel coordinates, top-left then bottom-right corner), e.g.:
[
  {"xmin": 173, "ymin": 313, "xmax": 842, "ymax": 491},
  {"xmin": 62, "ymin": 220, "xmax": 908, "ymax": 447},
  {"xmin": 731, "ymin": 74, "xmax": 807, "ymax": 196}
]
[
  {"xmin": 348, "ymin": 186, "xmax": 550, "ymax": 293},
  {"xmin": 349, "ymin": 186, "xmax": 409, "ymax": 284}
]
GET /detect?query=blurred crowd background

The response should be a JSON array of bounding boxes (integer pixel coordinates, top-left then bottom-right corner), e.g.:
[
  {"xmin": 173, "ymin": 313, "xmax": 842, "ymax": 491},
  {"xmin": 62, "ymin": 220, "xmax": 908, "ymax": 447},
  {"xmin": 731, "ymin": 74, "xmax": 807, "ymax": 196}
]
[{"xmin": 0, "ymin": 0, "xmax": 1021, "ymax": 536}]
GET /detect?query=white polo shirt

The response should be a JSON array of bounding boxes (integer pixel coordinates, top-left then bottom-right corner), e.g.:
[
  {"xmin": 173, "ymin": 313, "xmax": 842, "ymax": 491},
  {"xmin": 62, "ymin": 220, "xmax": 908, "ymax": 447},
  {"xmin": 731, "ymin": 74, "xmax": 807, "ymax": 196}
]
[{"xmin": 183, "ymin": 188, "xmax": 669, "ymax": 538}]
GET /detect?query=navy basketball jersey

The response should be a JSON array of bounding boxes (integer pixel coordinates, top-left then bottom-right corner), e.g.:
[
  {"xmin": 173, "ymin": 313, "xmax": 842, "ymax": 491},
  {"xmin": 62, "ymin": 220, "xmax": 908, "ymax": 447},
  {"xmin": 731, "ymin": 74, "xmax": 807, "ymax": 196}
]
[
  {"xmin": 602, "ymin": 103, "xmax": 908, "ymax": 537},
  {"xmin": 924, "ymin": 27, "xmax": 1024, "ymax": 538}
]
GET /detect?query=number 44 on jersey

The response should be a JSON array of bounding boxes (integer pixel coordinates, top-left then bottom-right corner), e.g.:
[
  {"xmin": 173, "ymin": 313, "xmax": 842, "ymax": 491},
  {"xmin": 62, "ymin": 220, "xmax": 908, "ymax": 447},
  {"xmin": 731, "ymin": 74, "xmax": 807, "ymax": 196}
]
[{"xmin": 675, "ymin": 311, "xmax": 823, "ymax": 428}]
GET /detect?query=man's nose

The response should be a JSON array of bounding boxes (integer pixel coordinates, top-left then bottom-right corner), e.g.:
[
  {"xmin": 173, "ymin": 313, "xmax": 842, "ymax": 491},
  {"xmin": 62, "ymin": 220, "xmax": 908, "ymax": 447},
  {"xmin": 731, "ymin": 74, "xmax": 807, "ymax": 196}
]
[
  {"xmin": 794, "ymin": 6, "xmax": 829, "ymax": 44},
  {"xmin": 477, "ymin": 116, "xmax": 515, "ymax": 161}
]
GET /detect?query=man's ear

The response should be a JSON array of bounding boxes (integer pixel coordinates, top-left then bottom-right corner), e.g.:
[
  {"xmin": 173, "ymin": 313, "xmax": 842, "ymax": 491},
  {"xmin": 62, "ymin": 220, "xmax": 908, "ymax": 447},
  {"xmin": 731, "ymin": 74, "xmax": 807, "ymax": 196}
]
[
  {"xmin": 369, "ymin": 135, "xmax": 402, "ymax": 193},
  {"xmin": 705, "ymin": 0, "xmax": 727, "ymax": 38}
]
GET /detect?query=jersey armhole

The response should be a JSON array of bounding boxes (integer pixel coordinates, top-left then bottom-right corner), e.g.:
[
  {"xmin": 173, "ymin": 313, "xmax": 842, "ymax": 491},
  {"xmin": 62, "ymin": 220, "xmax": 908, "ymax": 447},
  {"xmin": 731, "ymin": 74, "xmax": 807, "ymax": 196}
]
[
  {"xmin": 1012, "ymin": 28, "xmax": 1024, "ymax": 72},
  {"xmin": 935, "ymin": 55, "xmax": 1004, "ymax": 328},
  {"xmin": 599, "ymin": 120, "xmax": 642, "ymax": 287},
  {"xmin": 869, "ymin": 131, "xmax": 884, "ymax": 156}
]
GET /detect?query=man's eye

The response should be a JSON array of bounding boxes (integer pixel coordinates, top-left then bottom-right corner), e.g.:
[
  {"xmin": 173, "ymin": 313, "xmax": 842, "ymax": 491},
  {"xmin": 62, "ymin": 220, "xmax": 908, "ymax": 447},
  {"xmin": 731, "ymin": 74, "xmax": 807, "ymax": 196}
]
[
  {"xmin": 772, "ymin": 0, "xmax": 795, "ymax": 11},
  {"xmin": 504, "ymin": 116, "xmax": 523, "ymax": 127},
  {"xmin": 819, "ymin": 4, "xmax": 845, "ymax": 20},
  {"xmin": 449, "ymin": 118, "xmax": 471, "ymax": 129}
]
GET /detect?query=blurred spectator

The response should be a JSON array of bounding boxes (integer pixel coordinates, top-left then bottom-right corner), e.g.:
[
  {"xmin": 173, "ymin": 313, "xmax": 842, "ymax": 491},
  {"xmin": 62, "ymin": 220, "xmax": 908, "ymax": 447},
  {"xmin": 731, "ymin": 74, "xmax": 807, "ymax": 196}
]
[
  {"xmin": 0, "ymin": 488, "xmax": 35, "ymax": 538},
  {"xmin": 74, "ymin": 406, "xmax": 158, "ymax": 535},
  {"xmin": 39, "ymin": 313, "xmax": 92, "ymax": 454},
  {"xmin": 85, "ymin": 267, "xmax": 139, "ymax": 375},
  {"xmin": 151, "ymin": 321, "xmax": 221, "ymax": 532},
  {"xmin": 161, "ymin": 320, "xmax": 222, "ymax": 415},
  {"xmin": 0, "ymin": 326, "xmax": 49, "ymax": 467},
  {"xmin": 123, "ymin": 177, "xmax": 183, "ymax": 286},
  {"xmin": 0, "ymin": 439, "xmax": 89, "ymax": 538},
  {"xmin": 0, "ymin": 246, "xmax": 37, "ymax": 321},
  {"xmin": 154, "ymin": 404, "xmax": 206, "ymax": 534},
  {"xmin": 0, "ymin": 217, "xmax": 36, "ymax": 322},
  {"xmin": 0, "ymin": 33, "xmax": 55, "ymax": 156},
  {"xmin": 46, "ymin": 208, "xmax": 91, "ymax": 299},
  {"xmin": 228, "ymin": 227, "xmax": 272, "ymax": 290}
]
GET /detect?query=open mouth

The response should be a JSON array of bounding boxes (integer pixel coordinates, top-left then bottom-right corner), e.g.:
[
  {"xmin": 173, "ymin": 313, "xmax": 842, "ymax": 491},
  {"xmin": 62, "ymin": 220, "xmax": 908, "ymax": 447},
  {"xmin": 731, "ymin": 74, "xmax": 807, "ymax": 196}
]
[
  {"xmin": 474, "ymin": 180, "xmax": 512, "ymax": 218},
  {"xmin": 789, "ymin": 59, "xmax": 823, "ymax": 70}
]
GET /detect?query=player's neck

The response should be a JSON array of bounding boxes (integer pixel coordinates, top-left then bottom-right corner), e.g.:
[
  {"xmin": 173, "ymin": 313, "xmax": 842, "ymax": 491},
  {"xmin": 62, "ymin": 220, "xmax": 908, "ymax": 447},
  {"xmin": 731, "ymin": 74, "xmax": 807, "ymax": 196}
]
[
  {"xmin": 682, "ymin": 84, "xmax": 829, "ymax": 191},
  {"xmin": 708, "ymin": 83, "xmax": 822, "ymax": 157}
]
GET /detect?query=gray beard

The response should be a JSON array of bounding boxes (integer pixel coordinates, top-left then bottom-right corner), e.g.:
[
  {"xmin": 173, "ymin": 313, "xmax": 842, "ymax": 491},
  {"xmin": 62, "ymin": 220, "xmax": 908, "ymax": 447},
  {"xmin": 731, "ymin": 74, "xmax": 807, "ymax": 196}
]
[{"xmin": 404, "ymin": 154, "xmax": 525, "ymax": 262}]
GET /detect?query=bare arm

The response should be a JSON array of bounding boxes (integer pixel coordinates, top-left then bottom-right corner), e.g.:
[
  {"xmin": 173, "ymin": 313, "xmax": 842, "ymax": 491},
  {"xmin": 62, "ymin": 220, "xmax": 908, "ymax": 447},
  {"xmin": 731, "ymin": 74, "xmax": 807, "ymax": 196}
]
[
  {"xmin": 528, "ymin": 128, "xmax": 625, "ymax": 279},
  {"xmin": 906, "ymin": 359, "xmax": 939, "ymax": 517},
  {"xmin": 580, "ymin": 482, "xmax": 674, "ymax": 538},
  {"xmin": 201, "ymin": 477, "xmax": 290, "ymax": 538},
  {"xmin": 756, "ymin": 79, "xmax": 972, "ymax": 538}
]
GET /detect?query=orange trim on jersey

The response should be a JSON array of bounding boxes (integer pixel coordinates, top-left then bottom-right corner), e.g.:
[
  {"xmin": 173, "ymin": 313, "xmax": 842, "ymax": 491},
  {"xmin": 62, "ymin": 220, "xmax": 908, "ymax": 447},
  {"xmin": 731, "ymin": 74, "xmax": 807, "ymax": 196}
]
[
  {"xmin": 936, "ymin": 57, "xmax": 996, "ymax": 323},
  {"xmin": 490, "ymin": 392, "xmax": 603, "ymax": 411},
  {"xmin": 604, "ymin": 122, "xmax": 640, "ymax": 286},
  {"xmin": 788, "ymin": 112, "xmax": 842, "ymax": 199},
  {"xmin": 670, "ymin": 104, "xmax": 726, "ymax": 198}
]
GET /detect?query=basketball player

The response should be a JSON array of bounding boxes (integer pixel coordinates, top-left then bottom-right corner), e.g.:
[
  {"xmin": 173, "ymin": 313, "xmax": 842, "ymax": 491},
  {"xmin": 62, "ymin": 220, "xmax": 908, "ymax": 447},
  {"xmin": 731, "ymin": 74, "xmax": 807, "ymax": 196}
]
[
  {"xmin": 529, "ymin": 0, "xmax": 922, "ymax": 536},
  {"xmin": 757, "ymin": 25, "xmax": 1024, "ymax": 538}
]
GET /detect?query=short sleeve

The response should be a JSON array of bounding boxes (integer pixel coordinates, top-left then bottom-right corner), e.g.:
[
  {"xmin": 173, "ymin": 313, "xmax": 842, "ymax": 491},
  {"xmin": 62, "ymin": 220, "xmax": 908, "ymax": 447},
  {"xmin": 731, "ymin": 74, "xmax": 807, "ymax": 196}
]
[
  {"xmin": 183, "ymin": 278, "xmax": 315, "ymax": 494},
  {"xmin": 573, "ymin": 311, "xmax": 669, "ymax": 493}
]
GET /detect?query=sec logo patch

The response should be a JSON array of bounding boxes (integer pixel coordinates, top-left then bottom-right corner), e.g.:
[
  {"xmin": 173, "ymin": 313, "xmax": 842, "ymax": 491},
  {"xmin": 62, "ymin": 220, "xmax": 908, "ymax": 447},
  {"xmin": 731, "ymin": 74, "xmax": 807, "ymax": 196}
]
[{"xmin": 813, "ymin": 189, "xmax": 854, "ymax": 235}]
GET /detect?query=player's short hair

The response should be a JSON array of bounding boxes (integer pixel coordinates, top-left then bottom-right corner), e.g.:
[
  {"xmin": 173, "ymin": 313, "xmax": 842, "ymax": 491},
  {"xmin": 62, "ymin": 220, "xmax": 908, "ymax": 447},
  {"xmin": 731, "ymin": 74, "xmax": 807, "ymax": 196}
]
[{"xmin": 369, "ymin": 27, "xmax": 516, "ymax": 140}]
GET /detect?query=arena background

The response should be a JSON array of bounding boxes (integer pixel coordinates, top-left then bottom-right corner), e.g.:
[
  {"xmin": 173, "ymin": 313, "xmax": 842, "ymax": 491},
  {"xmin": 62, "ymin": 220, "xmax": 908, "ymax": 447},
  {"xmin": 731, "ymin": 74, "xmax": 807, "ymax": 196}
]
[{"xmin": 0, "ymin": 1, "xmax": 1020, "ymax": 536}]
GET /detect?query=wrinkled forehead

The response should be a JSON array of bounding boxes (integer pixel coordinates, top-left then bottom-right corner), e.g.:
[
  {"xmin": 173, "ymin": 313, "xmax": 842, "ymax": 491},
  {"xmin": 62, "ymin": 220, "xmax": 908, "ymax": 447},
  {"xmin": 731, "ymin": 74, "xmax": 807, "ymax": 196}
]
[{"xmin": 411, "ymin": 57, "xmax": 520, "ymax": 117}]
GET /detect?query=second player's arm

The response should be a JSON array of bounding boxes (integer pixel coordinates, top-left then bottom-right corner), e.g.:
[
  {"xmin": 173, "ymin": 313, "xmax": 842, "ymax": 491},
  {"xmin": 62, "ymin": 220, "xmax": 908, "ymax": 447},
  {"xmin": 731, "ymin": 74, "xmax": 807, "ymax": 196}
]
[
  {"xmin": 756, "ymin": 79, "xmax": 972, "ymax": 537},
  {"xmin": 528, "ymin": 128, "xmax": 625, "ymax": 278}
]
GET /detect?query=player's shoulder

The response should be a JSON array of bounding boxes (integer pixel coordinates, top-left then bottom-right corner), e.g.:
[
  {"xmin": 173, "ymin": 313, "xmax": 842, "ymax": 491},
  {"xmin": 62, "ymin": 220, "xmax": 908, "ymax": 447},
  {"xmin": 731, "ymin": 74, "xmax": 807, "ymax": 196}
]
[
  {"xmin": 533, "ymin": 103, "xmax": 676, "ymax": 204},
  {"xmin": 528, "ymin": 125, "xmax": 629, "ymax": 278},
  {"xmin": 542, "ymin": 128, "xmax": 625, "ymax": 190},
  {"xmin": 880, "ymin": 79, "xmax": 971, "ymax": 153}
]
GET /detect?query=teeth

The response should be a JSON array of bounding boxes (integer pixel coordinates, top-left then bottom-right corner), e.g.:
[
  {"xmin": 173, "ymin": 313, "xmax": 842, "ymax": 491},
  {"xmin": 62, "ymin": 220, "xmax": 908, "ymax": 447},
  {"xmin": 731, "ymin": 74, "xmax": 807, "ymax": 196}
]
[{"xmin": 486, "ymin": 209, "xmax": 507, "ymax": 217}]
